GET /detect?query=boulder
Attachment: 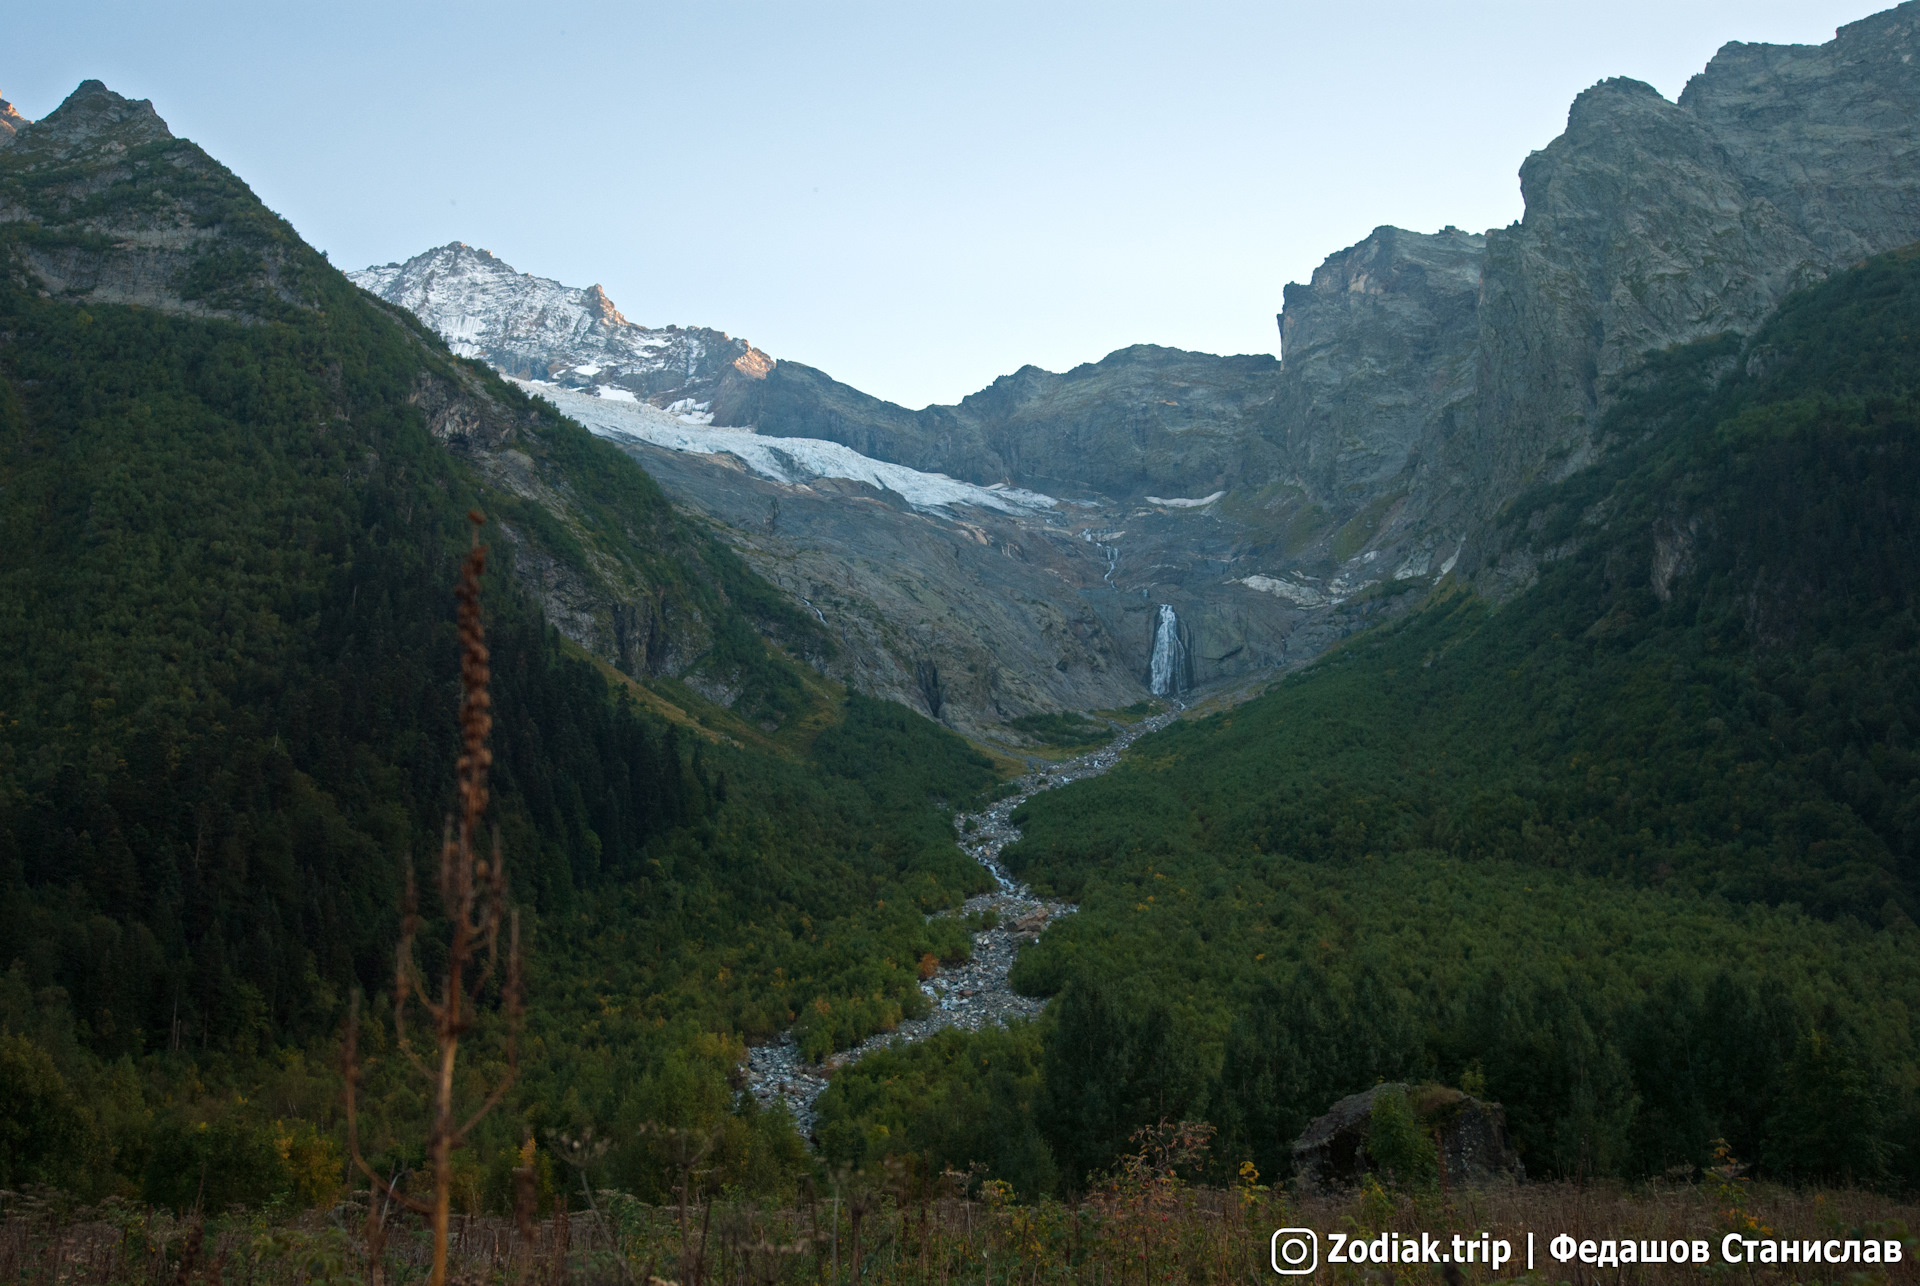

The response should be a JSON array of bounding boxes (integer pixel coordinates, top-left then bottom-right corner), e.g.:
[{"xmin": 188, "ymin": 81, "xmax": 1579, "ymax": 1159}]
[
  {"xmin": 1292, "ymin": 1083, "xmax": 1523, "ymax": 1191},
  {"xmin": 1008, "ymin": 908, "xmax": 1051, "ymax": 940}
]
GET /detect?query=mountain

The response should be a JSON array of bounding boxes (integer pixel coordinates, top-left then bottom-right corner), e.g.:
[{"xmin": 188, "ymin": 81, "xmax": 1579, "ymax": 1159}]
[
  {"xmin": 356, "ymin": 5, "xmax": 1920, "ymax": 738},
  {"xmin": 352, "ymin": 252, "xmax": 1345, "ymax": 734},
  {"xmin": 5, "ymin": 0, "xmax": 1919, "ymax": 1207},
  {"xmin": 348, "ymin": 255, "xmax": 1414, "ymax": 733},
  {"xmin": 1332, "ymin": 2, "xmax": 1920, "ymax": 577},
  {"xmin": 351, "ymin": 242, "xmax": 773, "ymax": 410},
  {"xmin": 0, "ymin": 80, "xmax": 1007, "ymax": 1202},
  {"xmin": 713, "ymin": 345, "xmax": 1285, "ymax": 505},
  {"xmin": 352, "ymin": 244, "xmax": 1284, "ymax": 505},
  {"xmin": 675, "ymin": 0, "xmax": 1920, "ymax": 569}
]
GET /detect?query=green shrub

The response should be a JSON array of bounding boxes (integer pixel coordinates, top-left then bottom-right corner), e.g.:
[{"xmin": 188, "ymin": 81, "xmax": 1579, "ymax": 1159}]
[
  {"xmin": 143, "ymin": 1114, "xmax": 293, "ymax": 1213},
  {"xmin": 0, "ymin": 1032, "xmax": 87, "ymax": 1188},
  {"xmin": 1367, "ymin": 1088, "xmax": 1438, "ymax": 1190}
]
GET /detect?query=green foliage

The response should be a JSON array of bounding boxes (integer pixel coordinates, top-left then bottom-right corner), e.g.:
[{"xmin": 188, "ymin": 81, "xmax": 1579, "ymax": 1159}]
[
  {"xmin": 1365, "ymin": 1088, "xmax": 1438, "ymax": 1190},
  {"xmin": 1006, "ymin": 712, "xmax": 1114, "ymax": 750},
  {"xmin": 0, "ymin": 1031, "xmax": 87, "ymax": 1189},
  {"xmin": 1212, "ymin": 965, "xmax": 1422, "ymax": 1186},
  {"xmin": 0, "ymin": 119, "xmax": 1001, "ymax": 1207},
  {"xmin": 820, "ymin": 245, "xmax": 1920, "ymax": 1194},
  {"xmin": 142, "ymin": 1114, "xmax": 295, "ymax": 1214},
  {"xmin": 814, "ymin": 1023, "xmax": 1056, "ymax": 1195},
  {"xmin": 1040, "ymin": 980, "xmax": 1205, "ymax": 1189}
]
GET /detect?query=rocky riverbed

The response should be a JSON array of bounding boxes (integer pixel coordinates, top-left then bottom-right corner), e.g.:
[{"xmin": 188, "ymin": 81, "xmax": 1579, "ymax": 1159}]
[{"xmin": 744, "ymin": 711, "xmax": 1179, "ymax": 1137}]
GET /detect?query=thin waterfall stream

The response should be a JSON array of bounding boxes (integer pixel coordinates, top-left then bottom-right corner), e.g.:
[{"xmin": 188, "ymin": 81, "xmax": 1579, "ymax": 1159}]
[{"xmin": 744, "ymin": 709, "xmax": 1178, "ymax": 1138}]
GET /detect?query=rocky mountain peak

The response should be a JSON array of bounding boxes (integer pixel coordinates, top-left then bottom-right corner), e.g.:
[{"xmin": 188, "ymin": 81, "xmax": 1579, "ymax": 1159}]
[
  {"xmin": 350, "ymin": 243, "xmax": 773, "ymax": 412},
  {"xmin": 582, "ymin": 282, "xmax": 627, "ymax": 328},
  {"xmin": 5, "ymin": 79, "xmax": 173, "ymax": 158},
  {"xmin": 0, "ymin": 79, "xmax": 322, "ymax": 323},
  {"xmin": 1218, "ymin": 4, "xmax": 1920, "ymax": 604},
  {"xmin": 0, "ymin": 98, "xmax": 23, "ymax": 145}
]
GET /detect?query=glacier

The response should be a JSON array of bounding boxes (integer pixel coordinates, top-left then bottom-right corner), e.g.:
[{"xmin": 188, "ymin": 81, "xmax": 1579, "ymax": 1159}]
[{"xmin": 519, "ymin": 381, "xmax": 1058, "ymax": 518}]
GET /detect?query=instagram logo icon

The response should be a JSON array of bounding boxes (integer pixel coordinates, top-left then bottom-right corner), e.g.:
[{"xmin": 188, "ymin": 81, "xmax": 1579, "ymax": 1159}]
[{"xmin": 1272, "ymin": 1228, "xmax": 1318, "ymax": 1275}]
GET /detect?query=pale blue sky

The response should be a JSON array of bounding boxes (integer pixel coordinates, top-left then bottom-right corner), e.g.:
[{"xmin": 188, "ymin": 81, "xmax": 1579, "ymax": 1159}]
[{"xmin": 9, "ymin": 1, "xmax": 1887, "ymax": 407}]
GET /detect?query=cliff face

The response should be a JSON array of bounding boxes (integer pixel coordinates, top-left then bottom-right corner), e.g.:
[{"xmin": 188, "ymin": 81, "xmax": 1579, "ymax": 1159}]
[
  {"xmin": 717, "ymin": 344, "xmax": 1284, "ymax": 504},
  {"xmin": 1265, "ymin": 3, "xmax": 1920, "ymax": 590},
  {"xmin": 947, "ymin": 346, "xmax": 1284, "ymax": 502},
  {"xmin": 1460, "ymin": 4, "xmax": 1920, "ymax": 531},
  {"xmin": 1272, "ymin": 225, "xmax": 1484, "ymax": 506},
  {"xmin": 1681, "ymin": 7, "xmax": 1920, "ymax": 276}
]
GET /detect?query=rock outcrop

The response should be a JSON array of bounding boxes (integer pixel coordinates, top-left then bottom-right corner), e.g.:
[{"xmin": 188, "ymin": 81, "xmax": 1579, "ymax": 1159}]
[
  {"xmin": 1256, "ymin": 4, "xmax": 1920, "ymax": 589},
  {"xmin": 1293, "ymin": 1083, "xmax": 1523, "ymax": 1191},
  {"xmin": 1461, "ymin": 3, "xmax": 1920, "ymax": 532}
]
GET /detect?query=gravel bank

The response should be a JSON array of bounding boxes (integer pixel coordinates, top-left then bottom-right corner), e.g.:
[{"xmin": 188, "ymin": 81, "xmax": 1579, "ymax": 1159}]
[{"xmin": 744, "ymin": 712, "xmax": 1177, "ymax": 1138}]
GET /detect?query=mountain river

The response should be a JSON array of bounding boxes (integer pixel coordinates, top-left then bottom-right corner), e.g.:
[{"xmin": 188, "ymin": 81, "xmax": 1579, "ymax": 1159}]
[{"xmin": 744, "ymin": 710, "xmax": 1179, "ymax": 1138}]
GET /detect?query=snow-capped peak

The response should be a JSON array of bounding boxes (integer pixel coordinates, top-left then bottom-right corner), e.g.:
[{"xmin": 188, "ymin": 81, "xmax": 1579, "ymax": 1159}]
[{"xmin": 348, "ymin": 242, "xmax": 772, "ymax": 410}]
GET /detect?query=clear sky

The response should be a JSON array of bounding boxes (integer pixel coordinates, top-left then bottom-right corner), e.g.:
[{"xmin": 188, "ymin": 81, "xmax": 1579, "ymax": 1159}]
[{"xmin": 9, "ymin": 1, "xmax": 1888, "ymax": 408}]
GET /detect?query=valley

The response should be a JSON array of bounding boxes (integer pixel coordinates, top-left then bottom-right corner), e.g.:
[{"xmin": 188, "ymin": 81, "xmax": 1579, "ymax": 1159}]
[
  {"xmin": 1, "ymin": 0, "xmax": 1918, "ymax": 1246},
  {"xmin": 747, "ymin": 706, "xmax": 1179, "ymax": 1134}
]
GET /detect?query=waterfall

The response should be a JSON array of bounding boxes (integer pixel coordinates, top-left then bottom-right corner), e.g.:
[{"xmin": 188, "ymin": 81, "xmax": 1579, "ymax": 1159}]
[{"xmin": 1149, "ymin": 604, "xmax": 1187, "ymax": 696}]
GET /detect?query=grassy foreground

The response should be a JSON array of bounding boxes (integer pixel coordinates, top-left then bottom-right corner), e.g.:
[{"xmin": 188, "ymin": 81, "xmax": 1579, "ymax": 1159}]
[{"xmin": 3, "ymin": 1172, "xmax": 1912, "ymax": 1286}]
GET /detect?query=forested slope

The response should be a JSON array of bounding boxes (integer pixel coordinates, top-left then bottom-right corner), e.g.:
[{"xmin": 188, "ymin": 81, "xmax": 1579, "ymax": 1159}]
[
  {"xmin": 818, "ymin": 245, "xmax": 1920, "ymax": 1194},
  {"xmin": 0, "ymin": 83, "xmax": 999, "ymax": 1204}
]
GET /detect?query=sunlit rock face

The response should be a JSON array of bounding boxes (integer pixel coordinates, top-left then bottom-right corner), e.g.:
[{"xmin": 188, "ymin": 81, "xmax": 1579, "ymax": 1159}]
[
  {"xmin": 0, "ymin": 97, "xmax": 26, "ymax": 146},
  {"xmin": 351, "ymin": 242, "xmax": 771, "ymax": 413}
]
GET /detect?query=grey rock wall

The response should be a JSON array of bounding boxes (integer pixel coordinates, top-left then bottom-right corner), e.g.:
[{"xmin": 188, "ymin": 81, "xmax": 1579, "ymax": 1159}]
[
  {"xmin": 720, "ymin": 344, "xmax": 1284, "ymax": 505},
  {"xmin": 1266, "ymin": 3, "xmax": 1920, "ymax": 586},
  {"xmin": 1272, "ymin": 225, "xmax": 1484, "ymax": 507},
  {"xmin": 1460, "ymin": 3, "xmax": 1920, "ymax": 533}
]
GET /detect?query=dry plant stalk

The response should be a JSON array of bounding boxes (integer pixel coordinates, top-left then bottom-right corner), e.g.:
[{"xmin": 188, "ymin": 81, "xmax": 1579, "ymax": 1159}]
[{"xmin": 344, "ymin": 511, "xmax": 525, "ymax": 1286}]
